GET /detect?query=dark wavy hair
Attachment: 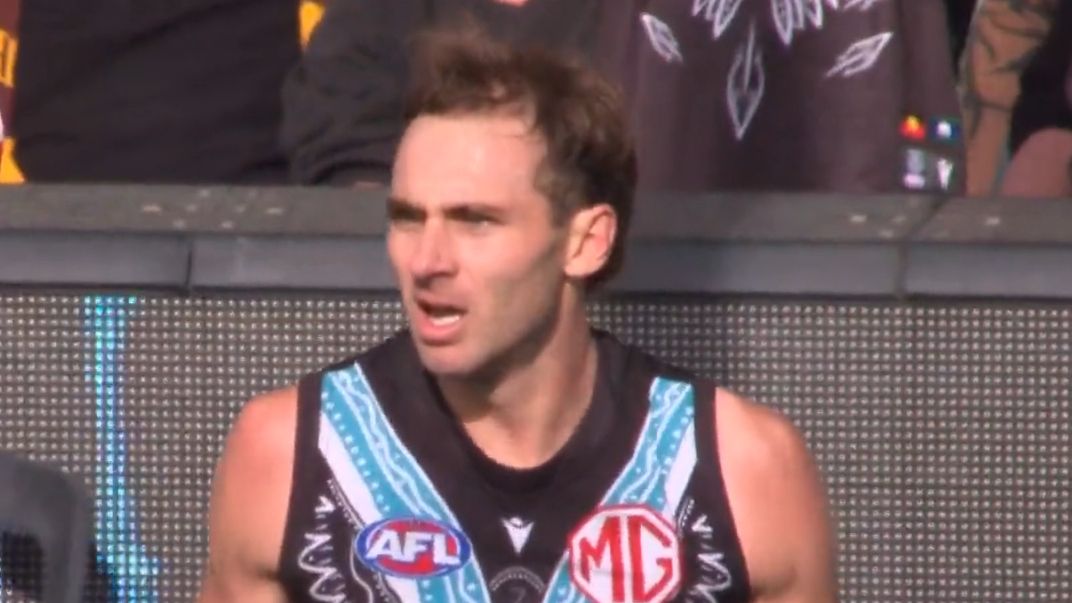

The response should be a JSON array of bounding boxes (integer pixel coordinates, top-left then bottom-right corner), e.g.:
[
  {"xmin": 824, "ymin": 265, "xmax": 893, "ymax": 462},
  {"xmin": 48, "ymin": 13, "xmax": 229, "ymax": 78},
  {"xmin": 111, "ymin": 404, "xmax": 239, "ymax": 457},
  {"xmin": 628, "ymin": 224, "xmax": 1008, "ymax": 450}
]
[{"xmin": 403, "ymin": 25, "xmax": 636, "ymax": 287}]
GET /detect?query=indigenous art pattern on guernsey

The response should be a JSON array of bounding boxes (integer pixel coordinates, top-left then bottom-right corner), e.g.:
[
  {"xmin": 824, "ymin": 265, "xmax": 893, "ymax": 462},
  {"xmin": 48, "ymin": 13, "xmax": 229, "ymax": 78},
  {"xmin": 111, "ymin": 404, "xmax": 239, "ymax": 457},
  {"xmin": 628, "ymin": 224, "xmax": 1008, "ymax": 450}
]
[{"xmin": 296, "ymin": 363, "xmax": 738, "ymax": 603}]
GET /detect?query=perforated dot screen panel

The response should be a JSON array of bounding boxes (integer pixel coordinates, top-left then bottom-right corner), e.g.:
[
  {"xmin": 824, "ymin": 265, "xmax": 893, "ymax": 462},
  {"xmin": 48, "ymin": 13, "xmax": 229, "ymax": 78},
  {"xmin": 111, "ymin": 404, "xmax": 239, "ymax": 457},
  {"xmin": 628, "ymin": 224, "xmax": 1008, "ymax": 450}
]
[{"xmin": 0, "ymin": 292, "xmax": 1068, "ymax": 602}]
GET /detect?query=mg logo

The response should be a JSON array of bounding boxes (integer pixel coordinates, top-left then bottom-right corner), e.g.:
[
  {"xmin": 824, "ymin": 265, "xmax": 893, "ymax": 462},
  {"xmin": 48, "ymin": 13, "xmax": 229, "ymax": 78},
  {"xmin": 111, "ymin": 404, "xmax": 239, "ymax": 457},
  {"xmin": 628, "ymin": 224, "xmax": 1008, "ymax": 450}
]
[{"xmin": 568, "ymin": 505, "xmax": 682, "ymax": 603}]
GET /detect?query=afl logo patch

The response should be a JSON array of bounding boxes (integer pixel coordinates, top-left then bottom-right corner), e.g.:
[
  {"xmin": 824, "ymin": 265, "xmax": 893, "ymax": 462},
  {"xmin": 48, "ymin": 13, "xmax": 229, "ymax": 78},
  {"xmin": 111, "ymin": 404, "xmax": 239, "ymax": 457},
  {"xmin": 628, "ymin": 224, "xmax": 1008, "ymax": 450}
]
[{"xmin": 354, "ymin": 517, "xmax": 472, "ymax": 578}]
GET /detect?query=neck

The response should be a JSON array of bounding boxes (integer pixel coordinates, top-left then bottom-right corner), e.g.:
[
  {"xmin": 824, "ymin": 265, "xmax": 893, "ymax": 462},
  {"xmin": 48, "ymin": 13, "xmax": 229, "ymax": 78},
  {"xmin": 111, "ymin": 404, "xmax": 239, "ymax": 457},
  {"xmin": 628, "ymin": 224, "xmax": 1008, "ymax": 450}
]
[{"xmin": 437, "ymin": 304, "xmax": 598, "ymax": 469}]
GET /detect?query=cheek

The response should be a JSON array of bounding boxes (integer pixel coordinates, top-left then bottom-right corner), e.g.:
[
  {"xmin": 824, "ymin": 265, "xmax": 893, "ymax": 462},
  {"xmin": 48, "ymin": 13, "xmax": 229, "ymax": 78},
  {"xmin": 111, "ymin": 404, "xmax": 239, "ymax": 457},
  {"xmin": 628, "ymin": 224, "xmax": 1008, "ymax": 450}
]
[
  {"xmin": 470, "ymin": 238, "xmax": 564, "ymax": 311},
  {"xmin": 386, "ymin": 232, "xmax": 408, "ymax": 272}
]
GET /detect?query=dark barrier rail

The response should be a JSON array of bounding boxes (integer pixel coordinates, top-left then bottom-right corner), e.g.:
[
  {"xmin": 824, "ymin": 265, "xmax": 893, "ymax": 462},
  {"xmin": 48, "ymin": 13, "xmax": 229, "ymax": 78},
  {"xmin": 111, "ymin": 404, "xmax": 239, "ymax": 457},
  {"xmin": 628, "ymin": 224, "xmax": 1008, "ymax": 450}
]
[{"xmin": 0, "ymin": 185, "xmax": 1069, "ymax": 602}]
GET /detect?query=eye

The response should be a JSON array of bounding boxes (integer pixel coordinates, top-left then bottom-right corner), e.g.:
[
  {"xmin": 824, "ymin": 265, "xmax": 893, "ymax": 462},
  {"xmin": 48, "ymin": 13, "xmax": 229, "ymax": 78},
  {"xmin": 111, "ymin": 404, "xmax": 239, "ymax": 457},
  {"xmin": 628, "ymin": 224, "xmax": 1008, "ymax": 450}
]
[
  {"xmin": 454, "ymin": 208, "xmax": 498, "ymax": 229},
  {"xmin": 463, "ymin": 214, "xmax": 494, "ymax": 227}
]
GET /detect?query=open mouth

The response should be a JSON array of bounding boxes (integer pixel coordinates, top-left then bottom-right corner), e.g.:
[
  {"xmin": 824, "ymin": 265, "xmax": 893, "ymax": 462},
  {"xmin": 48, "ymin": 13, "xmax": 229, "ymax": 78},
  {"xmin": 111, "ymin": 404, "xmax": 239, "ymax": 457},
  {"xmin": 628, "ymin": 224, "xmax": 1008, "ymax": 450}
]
[{"xmin": 417, "ymin": 300, "xmax": 465, "ymax": 328}]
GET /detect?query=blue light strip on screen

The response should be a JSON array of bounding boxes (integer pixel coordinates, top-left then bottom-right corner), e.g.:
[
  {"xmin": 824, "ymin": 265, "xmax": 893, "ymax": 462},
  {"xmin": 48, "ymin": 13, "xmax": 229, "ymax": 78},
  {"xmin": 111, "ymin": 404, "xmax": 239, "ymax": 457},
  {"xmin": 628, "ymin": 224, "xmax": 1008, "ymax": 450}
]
[{"xmin": 85, "ymin": 295, "xmax": 160, "ymax": 602}]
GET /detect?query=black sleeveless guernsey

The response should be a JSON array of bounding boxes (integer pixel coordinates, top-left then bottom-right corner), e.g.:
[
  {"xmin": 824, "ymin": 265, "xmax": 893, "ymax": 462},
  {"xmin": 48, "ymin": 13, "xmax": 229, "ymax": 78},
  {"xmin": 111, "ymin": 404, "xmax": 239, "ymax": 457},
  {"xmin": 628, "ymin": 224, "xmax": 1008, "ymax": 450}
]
[{"xmin": 278, "ymin": 330, "xmax": 751, "ymax": 603}]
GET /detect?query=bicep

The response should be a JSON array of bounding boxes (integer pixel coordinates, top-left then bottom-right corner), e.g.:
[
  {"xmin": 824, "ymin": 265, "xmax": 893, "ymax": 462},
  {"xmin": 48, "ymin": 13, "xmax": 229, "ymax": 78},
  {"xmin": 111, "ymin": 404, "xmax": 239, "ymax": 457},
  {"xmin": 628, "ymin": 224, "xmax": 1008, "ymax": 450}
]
[
  {"xmin": 197, "ymin": 449, "xmax": 288, "ymax": 603},
  {"xmin": 198, "ymin": 485, "xmax": 290, "ymax": 603},
  {"xmin": 717, "ymin": 392, "xmax": 838, "ymax": 603},
  {"xmin": 197, "ymin": 397, "xmax": 295, "ymax": 602},
  {"xmin": 757, "ymin": 439, "xmax": 838, "ymax": 603}
]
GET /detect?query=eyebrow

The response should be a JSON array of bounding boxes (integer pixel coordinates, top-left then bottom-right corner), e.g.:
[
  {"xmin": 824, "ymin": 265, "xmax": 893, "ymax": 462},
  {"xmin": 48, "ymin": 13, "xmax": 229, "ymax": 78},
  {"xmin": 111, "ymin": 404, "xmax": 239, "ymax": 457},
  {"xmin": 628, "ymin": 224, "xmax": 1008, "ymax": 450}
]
[
  {"xmin": 386, "ymin": 196, "xmax": 509, "ymax": 221},
  {"xmin": 387, "ymin": 196, "xmax": 424, "ymax": 219},
  {"xmin": 444, "ymin": 202, "xmax": 508, "ymax": 222}
]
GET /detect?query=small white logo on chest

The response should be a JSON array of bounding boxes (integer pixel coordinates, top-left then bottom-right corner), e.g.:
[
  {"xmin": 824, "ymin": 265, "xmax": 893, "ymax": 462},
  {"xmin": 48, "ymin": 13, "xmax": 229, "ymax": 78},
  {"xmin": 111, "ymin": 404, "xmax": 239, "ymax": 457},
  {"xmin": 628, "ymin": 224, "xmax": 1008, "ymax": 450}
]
[{"xmin": 502, "ymin": 516, "xmax": 534, "ymax": 554}]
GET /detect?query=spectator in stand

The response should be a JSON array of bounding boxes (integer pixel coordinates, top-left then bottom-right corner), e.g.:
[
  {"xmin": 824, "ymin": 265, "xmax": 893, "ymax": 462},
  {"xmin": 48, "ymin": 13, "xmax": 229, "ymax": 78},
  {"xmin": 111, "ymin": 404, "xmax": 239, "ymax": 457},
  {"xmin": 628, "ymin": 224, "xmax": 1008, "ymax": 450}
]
[
  {"xmin": 999, "ymin": 0, "xmax": 1072, "ymax": 197},
  {"xmin": 283, "ymin": 0, "xmax": 963, "ymax": 195},
  {"xmin": 0, "ymin": 0, "xmax": 21, "ymax": 183},
  {"xmin": 959, "ymin": 0, "xmax": 1060, "ymax": 195},
  {"xmin": 8, "ymin": 0, "xmax": 314, "ymax": 184}
]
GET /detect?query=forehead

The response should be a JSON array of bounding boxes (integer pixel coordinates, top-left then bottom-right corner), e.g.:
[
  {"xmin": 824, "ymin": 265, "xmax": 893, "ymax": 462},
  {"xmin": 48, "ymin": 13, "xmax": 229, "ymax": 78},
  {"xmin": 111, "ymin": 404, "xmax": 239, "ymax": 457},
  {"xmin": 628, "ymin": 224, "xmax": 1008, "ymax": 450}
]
[{"xmin": 391, "ymin": 113, "xmax": 549, "ymax": 209}]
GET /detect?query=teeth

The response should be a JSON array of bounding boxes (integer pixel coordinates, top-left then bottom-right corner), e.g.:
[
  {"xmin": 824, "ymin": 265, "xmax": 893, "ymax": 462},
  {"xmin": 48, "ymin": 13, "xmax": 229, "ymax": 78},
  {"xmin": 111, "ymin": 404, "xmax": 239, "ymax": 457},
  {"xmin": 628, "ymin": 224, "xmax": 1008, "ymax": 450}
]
[{"xmin": 429, "ymin": 313, "xmax": 461, "ymax": 327}]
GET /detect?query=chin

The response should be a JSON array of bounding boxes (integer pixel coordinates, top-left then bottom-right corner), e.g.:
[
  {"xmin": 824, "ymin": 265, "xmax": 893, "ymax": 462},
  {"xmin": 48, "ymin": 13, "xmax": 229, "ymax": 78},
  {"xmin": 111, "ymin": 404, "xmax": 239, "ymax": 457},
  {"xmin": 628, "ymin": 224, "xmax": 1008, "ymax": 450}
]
[{"xmin": 411, "ymin": 342, "xmax": 480, "ymax": 379}]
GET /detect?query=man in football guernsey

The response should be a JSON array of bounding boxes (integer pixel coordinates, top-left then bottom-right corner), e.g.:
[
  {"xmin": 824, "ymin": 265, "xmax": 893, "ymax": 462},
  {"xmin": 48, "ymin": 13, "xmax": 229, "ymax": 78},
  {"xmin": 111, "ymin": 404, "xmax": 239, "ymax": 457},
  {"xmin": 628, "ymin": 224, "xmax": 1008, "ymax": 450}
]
[{"xmin": 198, "ymin": 27, "xmax": 837, "ymax": 603}]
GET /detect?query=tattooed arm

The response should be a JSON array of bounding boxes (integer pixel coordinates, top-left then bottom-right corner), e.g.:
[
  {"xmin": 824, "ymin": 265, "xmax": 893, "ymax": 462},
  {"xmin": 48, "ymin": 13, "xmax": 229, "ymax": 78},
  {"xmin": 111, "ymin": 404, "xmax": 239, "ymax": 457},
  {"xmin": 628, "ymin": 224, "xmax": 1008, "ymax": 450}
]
[{"xmin": 959, "ymin": 0, "xmax": 1059, "ymax": 195}]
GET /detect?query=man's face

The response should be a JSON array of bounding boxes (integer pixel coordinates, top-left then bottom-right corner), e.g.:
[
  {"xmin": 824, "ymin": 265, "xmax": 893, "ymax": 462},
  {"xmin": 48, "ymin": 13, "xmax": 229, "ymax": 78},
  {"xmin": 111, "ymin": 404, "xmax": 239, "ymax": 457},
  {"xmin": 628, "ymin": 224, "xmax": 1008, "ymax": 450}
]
[{"xmin": 388, "ymin": 113, "xmax": 570, "ymax": 379}]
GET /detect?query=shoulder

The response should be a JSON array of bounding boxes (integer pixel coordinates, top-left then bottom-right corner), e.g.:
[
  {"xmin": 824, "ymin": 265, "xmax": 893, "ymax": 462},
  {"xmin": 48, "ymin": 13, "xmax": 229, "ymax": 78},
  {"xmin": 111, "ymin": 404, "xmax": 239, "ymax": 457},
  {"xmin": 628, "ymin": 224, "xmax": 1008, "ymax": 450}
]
[
  {"xmin": 204, "ymin": 387, "xmax": 301, "ymax": 579},
  {"xmin": 713, "ymin": 388, "xmax": 838, "ymax": 601},
  {"xmin": 218, "ymin": 384, "xmax": 300, "ymax": 492},
  {"xmin": 713, "ymin": 389, "xmax": 821, "ymax": 524},
  {"xmin": 240, "ymin": 384, "xmax": 301, "ymax": 427},
  {"xmin": 224, "ymin": 386, "xmax": 301, "ymax": 473},
  {"xmin": 713, "ymin": 388, "xmax": 813, "ymax": 482},
  {"xmin": 215, "ymin": 386, "xmax": 303, "ymax": 518}
]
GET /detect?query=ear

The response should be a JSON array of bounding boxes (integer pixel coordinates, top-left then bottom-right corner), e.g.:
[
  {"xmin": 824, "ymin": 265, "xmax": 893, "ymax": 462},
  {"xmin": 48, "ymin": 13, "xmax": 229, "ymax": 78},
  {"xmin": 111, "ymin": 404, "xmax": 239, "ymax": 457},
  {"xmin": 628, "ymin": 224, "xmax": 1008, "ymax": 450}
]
[{"xmin": 563, "ymin": 203, "xmax": 617, "ymax": 281}]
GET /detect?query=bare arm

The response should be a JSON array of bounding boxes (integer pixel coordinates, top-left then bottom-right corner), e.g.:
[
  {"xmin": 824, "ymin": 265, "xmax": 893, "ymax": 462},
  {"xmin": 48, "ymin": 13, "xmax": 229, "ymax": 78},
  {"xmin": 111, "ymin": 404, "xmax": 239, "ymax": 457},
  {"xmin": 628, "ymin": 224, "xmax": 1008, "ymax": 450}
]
[
  {"xmin": 960, "ymin": 0, "xmax": 1059, "ymax": 195},
  {"xmin": 198, "ymin": 389, "xmax": 298, "ymax": 603},
  {"xmin": 717, "ymin": 390, "xmax": 838, "ymax": 603},
  {"xmin": 1000, "ymin": 127, "xmax": 1072, "ymax": 197}
]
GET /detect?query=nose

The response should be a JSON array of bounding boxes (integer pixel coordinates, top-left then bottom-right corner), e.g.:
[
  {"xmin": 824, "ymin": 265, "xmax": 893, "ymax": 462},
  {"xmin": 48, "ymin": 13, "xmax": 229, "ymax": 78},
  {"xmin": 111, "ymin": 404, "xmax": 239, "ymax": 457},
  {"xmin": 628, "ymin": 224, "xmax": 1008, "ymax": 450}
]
[{"xmin": 409, "ymin": 219, "xmax": 457, "ymax": 282}]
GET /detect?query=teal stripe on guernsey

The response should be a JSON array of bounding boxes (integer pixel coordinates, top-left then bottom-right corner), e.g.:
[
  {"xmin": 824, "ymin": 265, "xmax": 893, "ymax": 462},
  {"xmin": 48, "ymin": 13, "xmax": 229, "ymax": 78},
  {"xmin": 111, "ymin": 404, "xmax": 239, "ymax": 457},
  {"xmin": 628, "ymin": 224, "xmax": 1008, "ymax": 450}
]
[
  {"xmin": 541, "ymin": 377, "xmax": 696, "ymax": 603},
  {"xmin": 322, "ymin": 363, "xmax": 492, "ymax": 603}
]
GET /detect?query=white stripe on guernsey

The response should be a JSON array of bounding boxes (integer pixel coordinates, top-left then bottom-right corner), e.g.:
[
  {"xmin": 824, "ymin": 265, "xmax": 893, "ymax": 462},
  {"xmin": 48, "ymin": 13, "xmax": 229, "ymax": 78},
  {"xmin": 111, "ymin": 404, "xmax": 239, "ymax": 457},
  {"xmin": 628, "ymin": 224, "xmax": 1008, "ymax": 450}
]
[
  {"xmin": 319, "ymin": 414, "xmax": 382, "ymax": 524},
  {"xmin": 334, "ymin": 369, "xmax": 471, "ymax": 530},
  {"xmin": 663, "ymin": 422, "xmax": 697, "ymax": 517},
  {"xmin": 619, "ymin": 380, "xmax": 691, "ymax": 504},
  {"xmin": 318, "ymin": 415, "xmax": 420, "ymax": 603}
]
